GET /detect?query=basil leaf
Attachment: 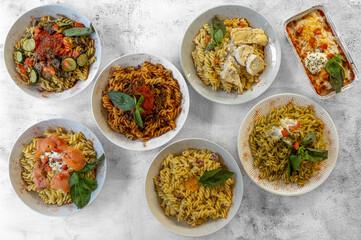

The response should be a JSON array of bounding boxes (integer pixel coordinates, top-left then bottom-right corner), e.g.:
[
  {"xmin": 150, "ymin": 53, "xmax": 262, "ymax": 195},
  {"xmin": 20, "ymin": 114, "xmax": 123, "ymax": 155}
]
[
  {"xmin": 107, "ymin": 91, "xmax": 135, "ymax": 111},
  {"xmin": 330, "ymin": 73, "xmax": 344, "ymax": 93},
  {"xmin": 138, "ymin": 95, "xmax": 144, "ymax": 105},
  {"xmin": 289, "ymin": 154, "xmax": 301, "ymax": 171},
  {"xmin": 204, "ymin": 42, "xmax": 216, "ymax": 51},
  {"xmin": 214, "ymin": 29, "xmax": 224, "ymax": 43},
  {"xmin": 70, "ymin": 184, "xmax": 91, "ymax": 209},
  {"xmin": 306, "ymin": 148, "xmax": 328, "ymax": 160},
  {"xmin": 138, "ymin": 107, "xmax": 145, "ymax": 114},
  {"xmin": 134, "ymin": 109, "xmax": 143, "ymax": 128},
  {"xmin": 62, "ymin": 24, "xmax": 94, "ymax": 37},
  {"xmin": 79, "ymin": 154, "xmax": 105, "ymax": 173},
  {"xmin": 325, "ymin": 58, "xmax": 340, "ymax": 76},
  {"xmin": 82, "ymin": 181, "xmax": 92, "ymax": 191},
  {"xmin": 334, "ymin": 54, "xmax": 345, "ymax": 63},
  {"xmin": 69, "ymin": 172, "xmax": 79, "ymax": 186},
  {"xmin": 211, "ymin": 16, "xmax": 226, "ymax": 42},
  {"xmin": 84, "ymin": 177, "xmax": 98, "ymax": 191},
  {"xmin": 303, "ymin": 132, "xmax": 316, "ymax": 145},
  {"xmin": 198, "ymin": 169, "xmax": 234, "ymax": 188}
]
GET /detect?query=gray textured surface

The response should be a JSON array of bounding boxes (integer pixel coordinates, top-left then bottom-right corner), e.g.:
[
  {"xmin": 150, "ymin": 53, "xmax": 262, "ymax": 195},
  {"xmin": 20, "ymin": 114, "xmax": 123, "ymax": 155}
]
[{"xmin": 1, "ymin": 0, "xmax": 361, "ymax": 239}]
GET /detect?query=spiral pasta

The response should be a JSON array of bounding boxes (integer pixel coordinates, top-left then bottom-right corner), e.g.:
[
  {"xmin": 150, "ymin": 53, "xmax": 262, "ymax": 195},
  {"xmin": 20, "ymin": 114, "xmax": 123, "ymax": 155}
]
[
  {"xmin": 153, "ymin": 149, "xmax": 234, "ymax": 227},
  {"xmin": 191, "ymin": 18, "xmax": 266, "ymax": 94},
  {"xmin": 13, "ymin": 14, "xmax": 96, "ymax": 92},
  {"xmin": 20, "ymin": 128, "xmax": 97, "ymax": 206},
  {"xmin": 102, "ymin": 62, "xmax": 182, "ymax": 141},
  {"xmin": 249, "ymin": 104, "xmax": 327, "ymax": 186}
]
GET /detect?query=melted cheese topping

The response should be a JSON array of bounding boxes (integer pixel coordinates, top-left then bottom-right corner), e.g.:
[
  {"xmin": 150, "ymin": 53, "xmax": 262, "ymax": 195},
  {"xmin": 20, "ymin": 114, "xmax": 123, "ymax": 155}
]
[{"xmin": 286, "ymin": 9, "xmax": 355, "ymax": 96}]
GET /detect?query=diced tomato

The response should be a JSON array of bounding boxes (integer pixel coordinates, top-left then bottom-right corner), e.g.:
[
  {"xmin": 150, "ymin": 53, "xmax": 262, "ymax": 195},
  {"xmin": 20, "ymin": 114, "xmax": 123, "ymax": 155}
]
[
  {"xmin": 314, "ymin": 28, "xmax": 322, "ymax": 35},
  {"xmin": 17, "ymin": 63, "xmax": 22, "ymax": 68},
  {"xmin": 52, "ymin": 148, "xmax": 62, "ymax": 153},
  {"xmin": 214, "ymin": 57, "xmax": 219, "ymax": 64},
  {"xmin": 61, "ymin": 165, "xmax": 68, "ymax": 170},
  {"xmin": 238, "ymin": 22, "xmax": 245, "ymax": 28},
  {"xmin": 289, "ymin": 121, "xmax": 301, "ymax": 132},
  {"xmin": 328, "ymin": 53, "xmax": 334, "ymax": 59},
  {"xmin": 293, "ymin": 141, "xmax": 299, "ymax": 150},
  {"xmin": 40, "ymin": 61, "xmax": 46, "ymax": 67},
  {"xmin": 62, "ymin": 60, "xmax": 70, "ymax": 68},
  {"xmin": 43, "ymin": 67, "xmax": 55, "ymax": 75},
  {"xmin": 72, "ymin": 51, "xmax": 81, "ymax": 59},
  {"xmin": 34, "ymin": 26, "xmax": 41, "ymax": 35},
  {"xmin": 53, "ymin": 24, "xmax": 59, "ymax": 31},
  {"xmin": 296, "ymin": 26, "xmax": 303, "ymax": 34},
  {"xmin": 320, "ymin": 43, "xmax": 328, "ymax": 49},
  {"xmin": 281, "ymin": 129, "xmax": 289, "ymax": 137},
  {"xmin": 75, "ymin": 22, "xmax": 85, "ymax": 27},
  {"xmin": 54, "ymin": 158, "xmax": 62, "ymax": 162},
  {"xmin": 24, "ymin": 58, "xmax": 34, "ymax": 66},
  {"xmin": 309, "ymin": 37, "xmax": 317, "ymax": 48},
  {"xmin": 19, "ymin": 67, "xmax": 27, "ymax": 74}
]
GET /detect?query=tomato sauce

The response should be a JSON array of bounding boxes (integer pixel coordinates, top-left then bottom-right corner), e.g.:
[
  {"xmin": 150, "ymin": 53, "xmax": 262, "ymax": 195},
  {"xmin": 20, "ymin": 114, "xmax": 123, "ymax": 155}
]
[
  {"xmin": 34, "ymin": 30, "xmax": 67, "ymax": 60},
  {"xmin": 133, "ymin": 85, "xmax": 154, "ymax": 115}
]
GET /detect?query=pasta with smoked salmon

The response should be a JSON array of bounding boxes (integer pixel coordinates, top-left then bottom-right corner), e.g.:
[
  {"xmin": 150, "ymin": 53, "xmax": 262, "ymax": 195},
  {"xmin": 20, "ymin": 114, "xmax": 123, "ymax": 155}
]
[
  {"xmin": 20, "ymin": 128, "xmax": 97, "ymax": 206},
  {"xmin": 102, "ymin": 62, "xmax": 182, "ymax": 141}
]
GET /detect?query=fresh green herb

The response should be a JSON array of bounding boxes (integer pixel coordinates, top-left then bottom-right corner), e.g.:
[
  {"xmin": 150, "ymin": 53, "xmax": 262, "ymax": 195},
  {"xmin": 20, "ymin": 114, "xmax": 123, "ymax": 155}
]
[
  {"xmin": 69, "ymin": 154, "xmax": 104, "ymax": 209},
  {"xmin": 198, "ymin": 169, "xmax": 234, "ymax": 188},
  {"xmin": 325, "ymin": 54, "xmax": 346, "ymax": 93},
  {"xmin": 204, "ymin": 16, "xmax": 226, "ymax": 51},
  {"xmin": 302, "ymin": 132, "xmax": 316, "ymax": 145},
  {"xmin": 63, "ymin": 23, "xmax": 94, "ymax": 37},
  {"xmin": 79, "ymin": 154, "xmax": 105, "ymax": 173},
  {"xmin": 107, "ymin": 91, "xmax": 145, "ymax": 128}
]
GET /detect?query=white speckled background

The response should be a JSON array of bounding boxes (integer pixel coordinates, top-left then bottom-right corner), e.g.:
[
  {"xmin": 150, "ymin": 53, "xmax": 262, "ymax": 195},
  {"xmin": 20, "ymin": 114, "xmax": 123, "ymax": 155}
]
[{"xmin": 1, "ymin": 0, "xmax": 361, "ymax": 239}]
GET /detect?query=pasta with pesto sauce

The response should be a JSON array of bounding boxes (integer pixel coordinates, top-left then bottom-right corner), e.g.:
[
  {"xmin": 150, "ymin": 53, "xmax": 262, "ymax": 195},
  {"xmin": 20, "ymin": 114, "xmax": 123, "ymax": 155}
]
[
  {"xmin": 249, "ymin": 104, "xmax": 327, "ymax": 186},
  {"xmin": 153, "ymin": 149, "xmax": 234, "ymax": 227}
]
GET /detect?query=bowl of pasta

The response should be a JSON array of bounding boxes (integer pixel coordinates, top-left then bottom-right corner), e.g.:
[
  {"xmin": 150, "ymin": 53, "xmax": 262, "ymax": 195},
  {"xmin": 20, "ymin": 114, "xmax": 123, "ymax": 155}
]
[
  {"xmin": 8, "ymin": 118, "xmax": 107, "ymax": 216},
  {"xmin": 4, "ymin": 4, "xmax": 101, "ymax": 100},
  {"xmin": 180, "ymin": 5, "xmax": 281, "ymax": 104},
  {"xmin": 145, "ymin": 138, "xmax": 243, "ymax": 237},
  {"xmin": 238, "ymin": 93, "xmax": 339, "ymax": 196},
  {"xmin": 92, "ymin": 53, "xmax": 190, "ymax": 151}
]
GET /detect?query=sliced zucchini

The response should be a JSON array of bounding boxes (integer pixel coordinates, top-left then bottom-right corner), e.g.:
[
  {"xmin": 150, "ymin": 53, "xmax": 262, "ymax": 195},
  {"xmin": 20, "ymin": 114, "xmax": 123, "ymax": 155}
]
[
  {"xmin": 76, "ymin": 53, "xmax": 88, "ymax": 67},
  {"xmin": 57, "ymin": 22, "xmax": 71, "ymax": 28},
  {"xmin": 30, "ymin": 69, "xmax": 39, "ymax": 83},
  {"xmin": 22, "ymin": 38, "xmax": 36, "ymax": 51},
  {"xmin": 15, "ymin": 51, "xmax": 25, "ymax": 63},
  {"xmin": 61, "ymin": 57, "xmax": 77, "ymax": 72}
]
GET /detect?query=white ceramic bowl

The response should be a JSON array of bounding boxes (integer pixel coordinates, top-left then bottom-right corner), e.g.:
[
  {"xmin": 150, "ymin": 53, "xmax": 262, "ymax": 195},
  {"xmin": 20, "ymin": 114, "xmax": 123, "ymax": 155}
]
[
  {"xmin": 4, "ymin": 4, "xmax": 101, "ymax": 100},
  {"xmin": 8, "ymin": 118, "xmax": 107, "ymax": 216},
  {"xmin": 92, "ymin": 53, "xmax": 190, "ymax": 151},
  {"xmin": 238, "ymin": 93, "xmax": 339, "ymax": 196},
  {"xmin": 180, "ymin": 5, "xmax": 281, "ymax": 104},
  {"xmin": 145, "ymin": 138, "xmax": 243, "ymax": 237}
]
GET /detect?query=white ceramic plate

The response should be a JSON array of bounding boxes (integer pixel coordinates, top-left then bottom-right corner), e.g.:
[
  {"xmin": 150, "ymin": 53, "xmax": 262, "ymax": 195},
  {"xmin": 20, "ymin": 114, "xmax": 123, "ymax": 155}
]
[
  {"xmin": 4, "ymin": 4, "xmax": 101, "ymax": 101},
  {"xmin": 92, "ymin": 53, "xmax": 190, "ymax": 151},
  {"xmin": 145, "ymin": 138, "xmax": 243, "ymax": 237},
  {"xmin": 237, "ymin": 93, "xmax": 339, "ymax": 196},
  {"xmin": 8, "ymin": 118, "xmax": 107, "ymax": 216},
  {"xmin": 180, "ymin": 5, "xmax": 281, "ymax": 104}
]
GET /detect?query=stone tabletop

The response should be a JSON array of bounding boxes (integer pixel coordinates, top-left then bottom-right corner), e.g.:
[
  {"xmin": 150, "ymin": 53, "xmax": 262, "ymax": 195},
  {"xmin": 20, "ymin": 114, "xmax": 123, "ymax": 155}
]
[{"xmin": 1, "ymin": 0, "xmax": 360, "ymax": 239}]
